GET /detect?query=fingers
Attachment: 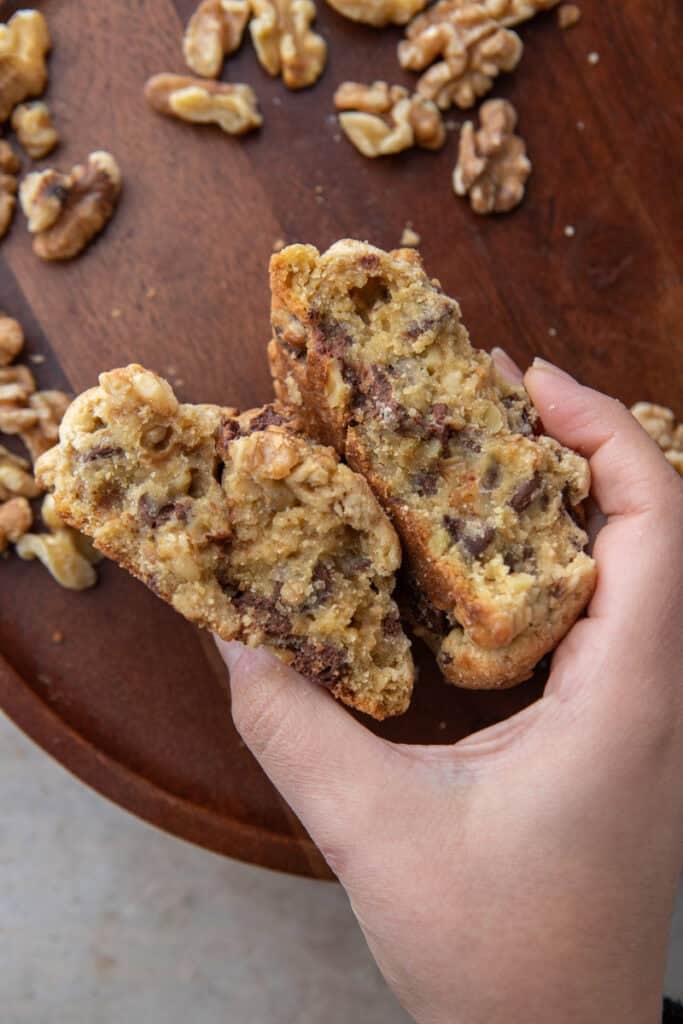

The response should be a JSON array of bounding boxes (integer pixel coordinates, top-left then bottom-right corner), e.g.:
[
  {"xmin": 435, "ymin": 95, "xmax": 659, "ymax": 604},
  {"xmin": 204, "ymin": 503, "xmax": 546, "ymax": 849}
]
[
  {"xmin": 491, "ymin": 346, "xmax": 523, "ymax": 385},
  {"xmin": 216, "ymin": 639, "xmax": 396, "ymax": 872},
  {"xmin": 524, "ymin": 358, "xmax": 682, "ymax": 517}
]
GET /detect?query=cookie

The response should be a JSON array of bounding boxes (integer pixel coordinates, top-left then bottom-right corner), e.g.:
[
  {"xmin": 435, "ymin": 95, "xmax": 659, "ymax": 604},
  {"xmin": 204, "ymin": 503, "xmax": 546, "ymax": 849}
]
[
  {"xmin": 268, "ymin": 240, "xmax": 597, "ymax": 688},
  {"xmin": 36, "ymin": 365, "xmax": 414, "ymax": 719}
]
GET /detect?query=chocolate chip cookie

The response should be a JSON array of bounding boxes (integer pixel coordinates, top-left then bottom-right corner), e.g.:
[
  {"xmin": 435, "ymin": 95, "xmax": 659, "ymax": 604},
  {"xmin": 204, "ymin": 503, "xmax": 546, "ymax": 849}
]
[
  {"xmin": 36, "ymin": 365, "xmax": 414, "ymax": 719},
  {"xmin": 269, "ymin": 240, "xmax": 597, "ymax": 688}
]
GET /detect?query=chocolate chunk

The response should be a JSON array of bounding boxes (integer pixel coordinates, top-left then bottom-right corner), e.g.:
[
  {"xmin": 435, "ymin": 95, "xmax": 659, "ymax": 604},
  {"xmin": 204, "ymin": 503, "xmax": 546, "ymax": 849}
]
[
  {"xmin": 410, "ymin": 588, "xmax": 450, "ymax": 636},
  {"xmin": 219, "ymin": 417, "xmax": 242, "ymax": 447},
  {"xmin": 359, "ymin": 253, "xmax": 380, "ymax": 271},
  {"xmin": 382, "ymin": 613, "xmax": 402, "ymax": 637},
  {"xmin": 138, "ymin": 494, "xmax": 188, "ymax": 528},
  {"xmin": 303, "ymin": 560, "xmax": 334, "ymax": 609},
  {"xmin": 481, "ymin": 461, "xmax": 500, "ymax": 491},
  {"xmin": 289, "ymin": 638, "xmax": 349, "ymax": 688},
  {"xmin": 232, "ymin": 588, "xmax": 292, "ymax": 636},
  {"xmin": 339, "ymin": 552, "xmax": 371, "ymax": 575},
  {"xmin": 501, "ymin": 395, "xmax": 539, "ymax": 437},
  {"xmin": 247, "ymin": 406, "xmax": 288, "ymax": 434},
  {"xmin": 83, "ymin": 444, "xmax": 123, "ymax": 462},
  {"xmin": 444, "ymin": 515, "xmax": 495, "ymax": 558},
  {"xmin": 314, "ymin": 317, "xmax": 353, "ymax": 359},
  {"xmin": 510, "ymin": 474, "xmax": 542, "ymax": 513},
  {"xmin": 404, "ymin": 307, "xmax": 452, "ymax": 340},
  {"xmin": 444, "ymin": 515, "xmax": 464, "ymax": 543},
  {"xmin": 413, "ymin": 471, "xmax": 439, "ymax": 496}
]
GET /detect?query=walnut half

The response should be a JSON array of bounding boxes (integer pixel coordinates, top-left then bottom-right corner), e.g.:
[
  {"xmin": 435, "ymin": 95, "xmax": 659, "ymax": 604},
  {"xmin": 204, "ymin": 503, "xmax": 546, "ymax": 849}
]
[
  {"xmin": 453, "ymin": 98, "xmax": 531, "ymax": 213},
  {"xmin": 16, "ymin": 494, "xmax": 101, "ymax": 590},
  {"xmin": 458, "ymin": 0, "xmax": 560, "ymax": 26},
  {"xmin": 335, "ymin": 81, "xmax": 445, "ymax": 157},
  {"xmin": 250, "ymin": 0, "xmax": 327, "ymax": 90},
  {"xmin": 398, "ymin": 1, "xmax": 523, "ymax": 110},
  {"xmin": 631, "ymin": 402, "xmax": 683, "ymax": 477},
  {"xmin": 0, "ymin": 496, "xmax": 32, "ymax": 553},
  {"xmin": 0, "ymin": 139, "xmax": 20, "ymax": 240},
  {"xmin": 11, "ymin": 100, "xmax": 59, "ymax": 159},
  {"xmin": 145, "ymin": 74, "xmax": 262, "ymax": 135},
  {"xmin": 183, "ymin": 0, "xmax": 251, "ymax": 78},
  {"xmin": 20, "ymin": 151, "xmax": 122, "ymax": 261},
  {"xmin": 325, "ymin": 0, "xmax": 429, "ymax": 27},
  {"xmin": 0, "ymin": 9, "xmax": 51, "ymax": 123},
  {"xmin": 0, "ymin": 313, "xmax": 23, "ymax": 366}
]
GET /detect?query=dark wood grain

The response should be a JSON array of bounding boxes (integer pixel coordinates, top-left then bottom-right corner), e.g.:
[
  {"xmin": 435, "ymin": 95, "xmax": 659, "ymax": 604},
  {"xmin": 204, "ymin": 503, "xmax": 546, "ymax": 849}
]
[{"xmin": 0, "ymin": 0, "xmax": 681, "ymax": 877}]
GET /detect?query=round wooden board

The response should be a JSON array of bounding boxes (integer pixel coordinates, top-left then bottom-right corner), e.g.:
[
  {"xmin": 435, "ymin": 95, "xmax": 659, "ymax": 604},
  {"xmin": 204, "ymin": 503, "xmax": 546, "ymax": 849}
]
[{"xmin": 0, "ymin": 1, "xmax": 681, "ymax": 879}]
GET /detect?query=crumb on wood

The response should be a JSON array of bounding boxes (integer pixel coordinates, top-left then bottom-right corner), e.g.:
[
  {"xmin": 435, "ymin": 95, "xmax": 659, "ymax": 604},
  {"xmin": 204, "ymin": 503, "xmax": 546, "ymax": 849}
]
[
  {"xmin": 564, "ymin": 224, "xmax": 575, "ymax": 237},
  {"xmin": 273, "ymin": 238, "xmax": 286, "ymax": 252},
  {"xmin": 51, "ymin": 629, "xmax": 64, "ymax": 644},
  {"xmin": 146, "ymin": 286, "xmax": 157, "ymax": 299},
  {"xmin": 557, "ymin": 4, "xmax": 581, "ymax": 29},
  {"xmin": 29, "ymin": 353, "xmax": 46, "ymax": 364},
  {"xmin": 576, "ymin": 120, "xmax": 585, "ymax": 131},
  {"xmin": 548, "ymin": 327, "xmax": 557, "ymax": 336},
  {"xmin": 587, "ymin": 51, "xmax": 600, "ymax": 65},
  {"xmin": 110, "ymin": 308, "xmax": 122, "ymax": 319},
  {"xmin": 400, "ymin": 224, "xmax": 421, "ymax": 247}
]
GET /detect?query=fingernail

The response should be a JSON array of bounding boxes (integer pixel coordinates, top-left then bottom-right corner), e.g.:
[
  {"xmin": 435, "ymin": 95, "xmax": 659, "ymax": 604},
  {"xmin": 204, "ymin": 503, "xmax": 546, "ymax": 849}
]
[
  {"xmin": 491, "ymin": 346, "xmax": 524, "ymax": 384},
  {"xmin": 214, "ymin": 637, "xmax": 244, "ymax": 672},
  {"xmin": 530, "ymin": 357, "xmax": 576, "ymax": 381}
]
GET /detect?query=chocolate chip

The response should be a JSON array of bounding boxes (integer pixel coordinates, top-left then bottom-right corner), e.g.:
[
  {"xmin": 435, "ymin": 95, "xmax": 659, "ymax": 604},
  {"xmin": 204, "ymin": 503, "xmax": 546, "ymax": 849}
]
[
  {"xmin": 340, "ymin": 552, "xmax": 371, "ymax": 575},
  {"xmin": 413, "ymin": 471, "xmax": 439, "ymax": 496},
  {"xmin": 444, "ymin": 515, "xmax": 495, "ymax": 558},
  {"xmin": 219, "ymin": 417, "xmax": 242, "ymax": 446},
  {"xmin": 289, "ymin": 638, "xmax": 349, "ymax": 688},
  {"xmin": 83, "ymin": 444, "xmax": 123, "ymax": 462},
  {"xmin": 138, "ymin": 494, "xmax": 188, "ymax": 528},
  {"xmin": 382, "ymin": 613, "xmax": 403, "ymax": 637},
  {"xmin": 359, "ymin": 253, "xmax": 380, "ymax": 270},
  {"xmin": 404, "ymin": 307, "xmax": 452, "ymax": 339},
  {"xmin": 444, "ymin": 515, "xmax": 464, "ymax": 543},
  {"xmin": 232, "ymin": 589, "xmax": 292, "ymax": 636},
  {"xmin": 481, "ymin": 461, "xmax": 501, "ymax": 491},
  {"xmin": 501, "ymin": 395, "xmax": 539, "ymax": 437},
  {"xmin": 510, "ymin": 474, "xmax": 542, "ymax": 513},
  {"xmin": 247, "ymin": 406, "xmax": 288, "ymax": 433},
  {"xmin": 303, "ymin": 561, "xmax": 334, "ymax": 609},
  {"xmin": 314, "ymin": 318, "xmax": 353, "ymax": 359}
]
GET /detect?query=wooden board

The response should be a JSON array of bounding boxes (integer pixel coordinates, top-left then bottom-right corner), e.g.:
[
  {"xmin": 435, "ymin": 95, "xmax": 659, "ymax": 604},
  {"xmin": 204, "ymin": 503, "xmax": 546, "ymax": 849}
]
[{"xmin": 0, "ymin": 0, "xmax": 681, "ymax": 879}]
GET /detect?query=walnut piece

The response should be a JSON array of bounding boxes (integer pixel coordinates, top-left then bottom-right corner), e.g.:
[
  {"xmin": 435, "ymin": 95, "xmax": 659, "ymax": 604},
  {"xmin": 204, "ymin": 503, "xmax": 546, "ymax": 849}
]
[
  {"xmin": 453, "ymin": 98, "xmax": 531, "ymax": 213},
  {"xmin": 250, "ymin": 0, "xmax": 326, "ymax": 90},
  {"xmin": 16, "ymin": 494, "xmax": 101, "ymax": 589},
  {"xmin": 459, "ymin": 0, "xmax": 559, "ymax": 25},
  {"xmin": 20, "ymin": 151, "xmax": 122, "ymax": 261},
  {"xmin": 0, "ymin": 364, "xmax": 38, "ymax": 434},
  {"xmin": 335, "ymin": 81, "xmax": 445, "ymax": 157},
  {"xmin": 557, "ymin": 3, "xmax": 581, "ymax": 28},
  {"xmin": 183, "ymin": 0, "xmax": 250, "ymax": 77},
  {"xmin": 0, "ymin": 496, "xmax": 32, "ymax": 552},
  {"xmin": 11, "ymin": 100, "xmax": 59, "ymax": 159},
  {"xmin": 0, "ymin": 313, "xmax": 23, "ymax": 366},
  {"xmin": 0, "ymin": 445, "xmax": 41, "ymax": 501},
  {"xmin": 0, "ymin": 139, "xmax": 20, "ymax": 240},
  {"xmin": 0, "ymin": 9, "xmax": 51, "ymax": 123},
  {"xmin": 400, "ymin": 224, "xmax": 421, "ymax": 247},
  {"xmin": 631, "ymin": 402, "xmax": 683, "ymax": 477},
  {"xmin": 398, "ymin": 2, "xmax": 523, "ymax": 109},
  {"xmin": 145, "ymin": 74, "xmax": 262, "ymax": 135},
  {"xmin": 325, "ymin": 0, "xmax": 429, "ymax": 27},
  {"xmin": 21, "ymin": 389, "xmax": 71, "ymax": 461}
]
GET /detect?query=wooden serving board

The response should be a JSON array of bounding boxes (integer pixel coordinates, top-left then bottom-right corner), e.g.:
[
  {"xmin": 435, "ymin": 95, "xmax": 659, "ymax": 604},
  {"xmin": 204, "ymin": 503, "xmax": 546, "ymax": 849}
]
[{"xmin": 0, "ymin": 0, "xmax": 681, "ymax": 879}]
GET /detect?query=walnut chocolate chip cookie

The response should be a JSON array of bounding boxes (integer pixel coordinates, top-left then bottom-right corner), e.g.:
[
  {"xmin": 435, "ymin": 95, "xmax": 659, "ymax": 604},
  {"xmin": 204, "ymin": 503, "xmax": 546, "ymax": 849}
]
[
  {"xmin": 36, "ymin": 365, "xmax": 413, "ymax": 719},
  {"xmin": 269, "ymin": 240, "xmax": 597, "ymax": 689}
]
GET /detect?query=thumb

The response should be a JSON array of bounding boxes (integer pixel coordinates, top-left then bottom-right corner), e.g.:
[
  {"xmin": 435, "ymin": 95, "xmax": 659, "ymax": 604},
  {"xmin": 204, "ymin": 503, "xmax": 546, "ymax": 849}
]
[{"xmin": 217, "ymin": 640, "xmax": 397, "ymax": 873}]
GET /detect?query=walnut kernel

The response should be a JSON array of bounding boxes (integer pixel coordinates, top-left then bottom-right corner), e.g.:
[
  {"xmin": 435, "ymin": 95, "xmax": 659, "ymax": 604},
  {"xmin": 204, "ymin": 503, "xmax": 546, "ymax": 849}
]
[
  {"xmin": 16, "ymin": 493, "xmax": 100, "ymax": 589},
  {"xmin": 21, "ymin": 389, "xmax": 71, "ymax": 461},
  {"xmin": 0, "ymin": 313, "xmax": 23, "ymax": 366},
  {"xmin": 631, "ymin": 402, "xmax": 683, "ymax": 476},
  {"xmin": 453, "ymin": 98, "xmax": 531, "ymax": 213},
  {"xmin": 400, "ymin": 224, "xmax": 421, "ymax": 247},
  {"xmin": 0, "ymin": 496, "xmax": 32, "ymax": 552},
  {"xmin": 398, "ymin": 2, "xmax": 523, "ymax": 110},
  {"xmin": 250, "ymin": 0, "xmax": 327, "ymax": 90},
  {"xmin": 183, "ymin": 0, "xmax": 250, "ymax": 77},
  {"xmin": 557, "ymin": 3, "xmax": 581, "ymax": 27},
  {"xmin": 465, "ymin": 0, "xmax": 559, "ymax": 25},
  {"xmin": 145, "ymin": 74, "xmax": 262, "ymax": 134},
  {"xmin": 0, "ymin": 445, "xmax": 41, "ymax": 501},
  {"xmin": 0, "ymin": 364, "xmax": 38, "ymax": 434},
  {"xmin": 335, "ymin": 81, "xmax": 445, "ymax": 157},
  {"xmin": 11, "ymin": 100, "xmax": 59, "ymax": 158},
  {"xmin": 325, "ymin": 0, "xmax": 429, "ymax": 27},
  {"xmin": 20, "ymin": 151, "xmax": 122, "ymax": 261},
  {"xmin": 0, "ymin": 9, "xmax": 51, "ymax": 123},
  {"xmin": 0, "ymin": 139, "xmax": 20, "ymax": 239}
]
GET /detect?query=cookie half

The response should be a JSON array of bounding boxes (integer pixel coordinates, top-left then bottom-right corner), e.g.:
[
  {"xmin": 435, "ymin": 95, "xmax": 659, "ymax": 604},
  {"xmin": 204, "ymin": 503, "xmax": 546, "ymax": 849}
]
[
  {"xmin": 36, "ymin": 365, "xmax": 414, "ymax": 719},
  {"xmin": 269, "ymin": 240, "xmax": 597, "ymax": 688}
]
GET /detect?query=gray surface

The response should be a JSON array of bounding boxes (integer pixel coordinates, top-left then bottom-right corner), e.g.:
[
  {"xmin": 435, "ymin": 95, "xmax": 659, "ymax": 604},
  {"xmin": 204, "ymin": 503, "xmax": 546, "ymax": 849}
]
[{"xmin": 0, "ymin": 711, "xmax": 681, "ymax": 1021}]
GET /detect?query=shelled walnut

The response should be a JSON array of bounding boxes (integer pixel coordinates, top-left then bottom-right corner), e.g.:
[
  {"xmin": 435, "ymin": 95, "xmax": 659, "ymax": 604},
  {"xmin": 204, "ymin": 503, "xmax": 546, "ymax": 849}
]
[
  {"xmin": 16, "ymin": 493, "xmax": 101, "ymax": 589},
  {"xmin": 0, "ymin": 313, "xmax": 23, "ymax": 366},
  {"xmin": 145, "ymin": 74, "xmax": 262, "ymax": 134},
  {"xmin": 0, "ymin": 496, "xmax": 32, "ymax": 553},
  {"xmin": 0, "ymin": 364, "xmax": 38, "ymax": 434},
  {"xmin": 631, "ymin": 402, "xmax": 683, "ymax": 476},
  {"xmin": 0, "ymin": 140, "xmax": 20, "ymax": 240},
  {"xmin": 334, "ymin": 81, "xmax": 445, "ymax": 157},
  {"xmin": 0, "ymin": 445, "xmax": 41, "ymax": 501},
  {"xmin": 11, "ymin": 100, "xmax": 59, "ymax": 158},
  {"xmin": 250, "ymin": 0, "xmax": 326, "ymax": 89},
  {"xmin": 0, "ymin": 9, "xmax": 51, "ymax": 123},
  {"xmin": 442, "ymin": 0, "xmax": 560, "ymax": 26},
  {"xmin": 183, "ymin": 0, "xmax": 251, "ymax": 77},
  {"xmin": 399, "ymin": 2, "xmax": 523, "ymax": 109},
  {"xmin": 21, "ymin": 389, "xmax": 71, "ymax": 461},
  {"xmin": 20, "ymin": 151, "xmax": 122, "ymax": 260},
  {"xmin": 325, "ymin": 0, "xmax": 429, "ymax": 27},
  {"xmin": 453, "ymin": 98, "xmax": 531, "ymax": 213}
]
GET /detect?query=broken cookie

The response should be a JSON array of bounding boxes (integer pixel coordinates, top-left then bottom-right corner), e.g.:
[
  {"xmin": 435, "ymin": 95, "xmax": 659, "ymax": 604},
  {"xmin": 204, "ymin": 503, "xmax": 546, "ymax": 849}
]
[
  {"xmin": 269, "ymin": 240, "xmax": 597, "ymax": 689},
  {"xmin": 36, "ymin": 365, "xmax": 414, "ymax": 719}
]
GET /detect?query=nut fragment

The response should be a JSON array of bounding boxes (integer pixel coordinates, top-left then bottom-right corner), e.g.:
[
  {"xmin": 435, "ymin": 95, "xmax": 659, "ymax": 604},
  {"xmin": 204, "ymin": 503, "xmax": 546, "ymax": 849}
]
[
  {"xmin": 0, "ymin": 139, "xmax": 20, "ymax": 239},
  {"xmin": 631, "ymin": 402, "xmax": 683, "ymax": 477},
  {"xmin": 335, "ymin": 81, "xmax": 445, "ymax": 157},
  {"xmin": 0, "ymin": 444, "xmax": 41, "ymax": 500},
  {"xmin": 0, "ymin": 10, "xmax": 51, "ymax": 123},
  {"xmin": 183, "ymin": 0, "xmax": 250, "ymax": 77},
  {"xmin": 0, "ymin": 364, "xmax": 38, "ymax": 434},
  {"xmin": 453, "ymin": 98, "xmax": 531, "ymax": 213},
  {"xmin": 16, "ymin": 495, "xmax": 100, "ymax": 589},
  {"xmin": 21, "ymin": 389, "xmax": 71, "ymax": 461},
  {"xmin": 250, "ymin": 0, "xmax": 326, "ymax": 90},
  {"xmin": 20, "ymin": 151, "xmax": 122, "ymax": 261},
  {"xmin": 11, "ymin": 100, "xmax": 59, "ymax": 158},
  {"xmin": 400, "ymin": 224, "xmax": 421, "ymax": 247},
  {"xmin": 0, "ymin": 496, "xmax": 32, "ymax": 552},
  {"xmin": 398, "ymin": 2, "xmax": 523, "ymax": 109},
  {"xmin": 0, "ymin": 313, "xmax": 23, "ymax": 366},
  {"xmin": 557, "ymin": 3, "xmax": 580, "ymax": 27},
  {"xmin": 325, "ymin": 0, "xmax": 429, "ymax": 27},
  {"xmin": 145, "ymin": 74, "xmax": 262, "ymax": 135}
]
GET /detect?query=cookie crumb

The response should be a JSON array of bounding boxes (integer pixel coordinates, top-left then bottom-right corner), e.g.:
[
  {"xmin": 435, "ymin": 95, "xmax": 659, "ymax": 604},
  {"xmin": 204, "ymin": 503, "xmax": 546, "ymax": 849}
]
[
  {"xmin": 29, "ymin": 353, "xmax": 46, "ymax": 364},
  {"xmin": 314, "ymin": 184, "xmax": 324, "ymax": 194},
  {"xmin": 273, "ymin": 238, "xmax": 286, "ymax": 252},
  {"xmin": 111, "ymin": 308, "xmax": 122, "ymax": 319},
  {"xmin": 576, "ymin": 120, "xmax": 585, "ymax": 131},
  {"xmin": 587, "ymin": 50, "xmax": 600, "ymax": 65},
  {"xmin": 146, "ymin": 286, "xmax": 157, "ymax": 300},
  {"xmin": 400, "ymin": 224, "xmax": 421, "ymax": 248},
  {"xmin": 51, "ymin": 629, "xmax": 64, "ymax": 644},
  {"xmin": 438, "ymin": 721, "xmax": 447, "ymax": 731},
  {"xmin": 548, "ymin": 327, "xmax": 557, "ymax": 337},
  {"xmin": 557, "ymin": 4, "xmax": 581, "ymax": 29},
  {"xmin": 564, "ymin": 224, "xmax": 575, "ymax": 237}
]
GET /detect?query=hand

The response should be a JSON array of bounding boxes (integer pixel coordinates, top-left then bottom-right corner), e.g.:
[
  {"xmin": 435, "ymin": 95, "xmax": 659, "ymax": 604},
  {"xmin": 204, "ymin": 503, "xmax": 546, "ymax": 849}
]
[{"xmin": 217, "ymin": 358, "xmax": 683, "ymax": 1024}]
